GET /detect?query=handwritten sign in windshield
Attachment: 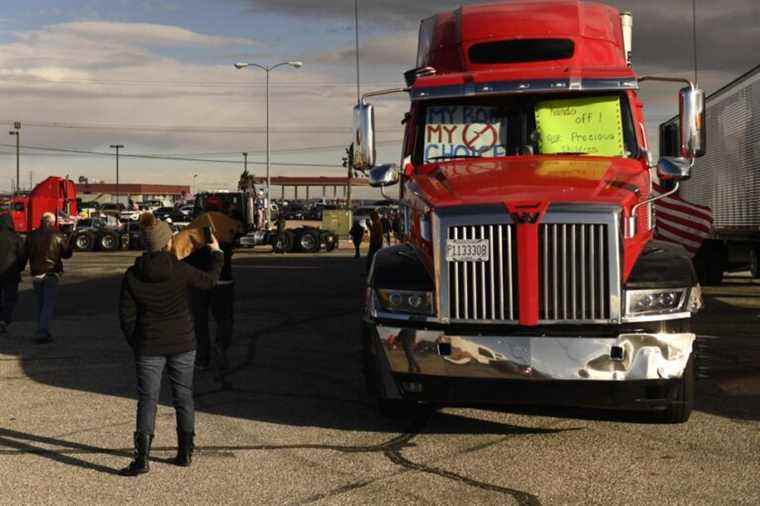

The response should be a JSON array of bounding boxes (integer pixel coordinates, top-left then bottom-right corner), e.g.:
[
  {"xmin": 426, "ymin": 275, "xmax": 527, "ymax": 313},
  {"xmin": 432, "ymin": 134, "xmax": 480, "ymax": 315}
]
[
  {"xmin": 424, "ymin": 105, "xmax": 507, "ymax": 161},
  {"xmin": 535, "ymin": 97, "xmax": 625, "ymax": 157}
]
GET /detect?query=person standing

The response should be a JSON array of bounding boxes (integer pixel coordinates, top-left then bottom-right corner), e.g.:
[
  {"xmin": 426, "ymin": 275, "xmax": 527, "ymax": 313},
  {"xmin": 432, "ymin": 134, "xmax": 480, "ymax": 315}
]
[
  {"xmin": 0, "ymin": 214, "xmax": 27, "ymax": 334},
  {"xmin": 349, "ymin": 220, "xmax": 365, "ymax": 259},
  {"xmin": 185, "ymin": 238, "xmax": 235, "ymax": 380},
  {"xmin": 381, "ymin": 213, "xmax": 392, "ymax": 246},
  {"xmin": 366, "ymin": 211, "xmax": 384, "ymax": 274},
  {"xmin": 118, "ymin": 217, "xmax": 223, "ymax": 476},
  {"xmin": 27, "ymin": 212, "xmax": 73, "ymax": 344}
]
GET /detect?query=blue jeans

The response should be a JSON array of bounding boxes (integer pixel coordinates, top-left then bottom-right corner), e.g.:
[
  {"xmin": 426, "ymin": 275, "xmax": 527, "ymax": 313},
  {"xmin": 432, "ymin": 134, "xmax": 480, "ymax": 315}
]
[
  {"xmin": 33, "ymin": 275, "xmax": 59, "ymax": 337},
  {"xmin": 0, "ymin": 279, "xmax": 19, "ymax": 325},
  {"xmin": 135, "ymin": 350, "xmax": 196, "ymax": 435}
]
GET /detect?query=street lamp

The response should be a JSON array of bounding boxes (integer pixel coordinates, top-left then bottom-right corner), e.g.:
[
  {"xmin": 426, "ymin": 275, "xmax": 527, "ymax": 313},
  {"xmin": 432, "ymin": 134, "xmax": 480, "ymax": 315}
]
[
  {"xmin": 109, "ymin": 144, "xmax": 124, "ymax": 205},
  {"xmin": 8, "ymin": 122, "xmax": 20, "ymax": 194},
  {"xmin": 193, "ymin": 173, "xmax": 198, "ymax": 195},
  {"xmin": 234, "ymin": 60, "xmax": 303, "ymax": 227}
]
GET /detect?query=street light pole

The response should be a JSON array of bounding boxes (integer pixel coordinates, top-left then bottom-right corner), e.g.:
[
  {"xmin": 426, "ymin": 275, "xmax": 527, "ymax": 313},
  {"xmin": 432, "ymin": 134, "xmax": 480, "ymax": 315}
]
[
  {"xmin": 234, "ymin": 60, "xmax": 303, "ymax": 227},
  {"xmin": 243, "ymin": 152, "xmax": 248, "ymax": 173},
  {"xmin": 8, "ymin": 122, "xmax": 20, "ymax": 194},
  {"xmin": 193, "ymin": 173, "xmax": 198, "ymax": 195},
  {"xmin": 109, "ymin": 144, "xmax": 124, "ymax": 205}
]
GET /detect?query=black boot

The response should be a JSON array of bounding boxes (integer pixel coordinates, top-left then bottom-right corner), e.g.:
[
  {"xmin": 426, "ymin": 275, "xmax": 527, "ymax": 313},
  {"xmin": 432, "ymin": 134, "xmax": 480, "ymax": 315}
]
[
  {"xmin": 174, "ymin": 430, "xmax": 194, "ymax": 467},
  {"xmin": 120, "ymin": 432, "xmax": 153, "ymax": 476}
]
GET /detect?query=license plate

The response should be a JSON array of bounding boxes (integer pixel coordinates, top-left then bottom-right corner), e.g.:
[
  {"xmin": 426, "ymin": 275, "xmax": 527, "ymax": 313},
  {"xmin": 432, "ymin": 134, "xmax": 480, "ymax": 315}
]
[{"xmin": 446, "ymin": 239, "xmax": 490, "ymax": 262}]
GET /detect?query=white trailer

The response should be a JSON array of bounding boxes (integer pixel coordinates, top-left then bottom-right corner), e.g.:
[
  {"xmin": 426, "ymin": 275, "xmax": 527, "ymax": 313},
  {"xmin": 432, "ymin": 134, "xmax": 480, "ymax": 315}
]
[{"xmin": 660, "ymin": 63, "xmax": 760, "ymax": 284}]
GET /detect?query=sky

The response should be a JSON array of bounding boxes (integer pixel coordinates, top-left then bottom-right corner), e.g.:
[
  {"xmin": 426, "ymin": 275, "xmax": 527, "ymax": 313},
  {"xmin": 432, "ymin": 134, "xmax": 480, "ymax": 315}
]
[{"xmin": 0, "ymin": 0, "xmax": 757, "ymax": 196}]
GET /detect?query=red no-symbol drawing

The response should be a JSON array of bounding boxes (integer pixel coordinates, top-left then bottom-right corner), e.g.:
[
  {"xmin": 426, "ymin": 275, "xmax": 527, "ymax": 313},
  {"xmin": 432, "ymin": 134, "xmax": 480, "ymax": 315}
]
[{"xmin": 463, "ymin": 123, "xmax": 498, "ymax": 150}]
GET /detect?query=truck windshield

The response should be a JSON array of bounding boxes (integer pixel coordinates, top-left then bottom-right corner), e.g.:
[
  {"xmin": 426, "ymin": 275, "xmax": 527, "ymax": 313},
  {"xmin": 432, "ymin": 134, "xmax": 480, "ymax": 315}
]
[{"xmin": 417, "ymin": 93, "xmax": 638, "ymax": 163}]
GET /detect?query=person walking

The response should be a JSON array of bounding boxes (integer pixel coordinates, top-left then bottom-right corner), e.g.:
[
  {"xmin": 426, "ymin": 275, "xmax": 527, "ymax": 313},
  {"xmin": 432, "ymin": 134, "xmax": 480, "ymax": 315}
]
[
  {"xmin": 0, "ymin": 214, "xmax": 27, "ymax": 334},
  {"xmin": 349, "ymin": 220, "xmax": 365, "ymax": 259},
  {"xmin": 366, "ymin": 211, "xmax": 384, "ymax": 274},
  {"xmin": 118, "ymin": 216, "xmax": 223, "ymax": 476},
  {"xmin": 27, "ymin": 212, "xmax": 73, "ymax": 344}
]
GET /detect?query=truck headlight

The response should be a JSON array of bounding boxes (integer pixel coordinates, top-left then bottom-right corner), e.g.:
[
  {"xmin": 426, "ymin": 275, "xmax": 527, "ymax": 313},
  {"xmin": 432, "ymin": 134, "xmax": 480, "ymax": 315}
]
[
  {"xmin": 376, "ymin": 289, "xmax": 434, "ymax": 315},
  {"xmin": 625, "ymin": 288, "xmax": 688, "ymax": 316}
]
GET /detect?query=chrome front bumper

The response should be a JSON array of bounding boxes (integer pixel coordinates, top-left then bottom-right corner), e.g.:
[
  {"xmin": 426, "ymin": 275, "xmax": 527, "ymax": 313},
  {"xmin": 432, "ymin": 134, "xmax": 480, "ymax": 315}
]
[{"xmin": 376, "ymin": 325, "xmax": 695, "ymax": 382}]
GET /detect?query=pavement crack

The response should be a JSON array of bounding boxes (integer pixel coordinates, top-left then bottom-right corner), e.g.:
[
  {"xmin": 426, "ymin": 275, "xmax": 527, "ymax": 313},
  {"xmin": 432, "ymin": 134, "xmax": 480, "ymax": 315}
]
[{"xmin": 384, "ymin": 448, "xmax": 541, "ymax": 506}]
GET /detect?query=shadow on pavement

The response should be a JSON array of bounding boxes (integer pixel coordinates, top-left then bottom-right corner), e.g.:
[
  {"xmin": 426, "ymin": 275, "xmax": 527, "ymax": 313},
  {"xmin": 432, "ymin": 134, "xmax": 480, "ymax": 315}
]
[{"xmin": 2, "ymin": 252, "xmax": 760, "ymax": 441}]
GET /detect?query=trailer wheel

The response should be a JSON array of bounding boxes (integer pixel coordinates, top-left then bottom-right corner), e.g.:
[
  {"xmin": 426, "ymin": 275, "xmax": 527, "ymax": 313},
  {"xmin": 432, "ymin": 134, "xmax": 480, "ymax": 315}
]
[
  {"xmin": 273, "ymin": 231, "xmax": 293, "ymax": 253},
  {"xmin": 751, "ymin": 248, "xmax": 760, "ymax": 278},
  {"xmin": 299, "ymin": 230, "xmax": 320, "ymax": 253},
  {"xmin": 658, "ymin": 354, "xmax": 695, "ymax": 424},
  {"xmin": 73, "ymin": 232, "xmax": 96, "ymax": 252},
  {"xmin": 99, "ymin": 232, "xmax": 120, "ymax": 251}
]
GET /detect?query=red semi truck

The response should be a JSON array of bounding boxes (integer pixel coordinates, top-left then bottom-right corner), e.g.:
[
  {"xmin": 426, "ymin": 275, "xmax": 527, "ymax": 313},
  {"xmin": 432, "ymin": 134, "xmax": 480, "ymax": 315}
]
[
  {"xmin": 10, "ymin": 176, "xmax": 78, "ymax": 235},
  {"xmin": 353, "ymin": 1, "xmax": 706, "ymax": 422}
]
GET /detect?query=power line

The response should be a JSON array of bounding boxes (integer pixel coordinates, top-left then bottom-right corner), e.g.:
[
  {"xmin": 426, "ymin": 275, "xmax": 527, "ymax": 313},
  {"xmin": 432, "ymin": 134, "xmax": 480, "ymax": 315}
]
[
  {"xmin": 0, "ymin": 76, "xmax": 402, "ymax": 89},
  {"xmin": 0, "ymin": 139, "xmax": 401, "ymax": 158},
  {"xmin": 0, "ymin": 143, "xmax": 341, "ymax": 168},
  {"xmin": 0, "ymin": 120, "xmax": 401, "ymax": 135}
]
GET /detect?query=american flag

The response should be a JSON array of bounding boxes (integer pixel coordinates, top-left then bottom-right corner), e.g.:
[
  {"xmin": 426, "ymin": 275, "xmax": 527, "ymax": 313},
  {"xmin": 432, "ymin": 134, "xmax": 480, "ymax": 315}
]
[{"xmin": 652, "ymin": 184, "xmax": 713, "ymax": 257}]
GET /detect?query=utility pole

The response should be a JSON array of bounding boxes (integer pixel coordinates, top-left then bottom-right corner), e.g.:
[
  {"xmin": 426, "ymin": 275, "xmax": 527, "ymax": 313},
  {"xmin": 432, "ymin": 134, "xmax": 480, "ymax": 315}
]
[
  {"xmin": 350, "ymin": 0, "xmax": 361, "ymax": 209},
  {"xmin": 29, "ymin": 171, "xmax": 33, "ymax": 191},
  {"xmin": 8, "ymin": 122, "xmax": 20, "ymax": 195},
  {"xmin": 243, "ymin": 152, "xmax": 248, "ymax": 173},
  {"xmin": 109, "ymin": 144, "xmax": 124, "ymax": 205}
]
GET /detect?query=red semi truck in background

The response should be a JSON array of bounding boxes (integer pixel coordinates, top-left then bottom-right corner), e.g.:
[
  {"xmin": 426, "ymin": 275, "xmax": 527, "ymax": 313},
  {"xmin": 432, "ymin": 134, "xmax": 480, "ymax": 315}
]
[
  {"xmin": 353, "ymin": 1, "xmax": 706, "ymax": 422},
  {"xmin": 10, "ymin": 176, "xmax": 78, "ymax": 234}
]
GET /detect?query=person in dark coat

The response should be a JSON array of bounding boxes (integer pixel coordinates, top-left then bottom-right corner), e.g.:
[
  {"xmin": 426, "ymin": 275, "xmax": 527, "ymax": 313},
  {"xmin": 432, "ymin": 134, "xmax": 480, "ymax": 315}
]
[
  {"xmin": 118, "ymin": 215, "xmax": 223, "ymax": 476},
  {"xmin": 184, "ymin": 239, "xmax": 235, "ymax": 380},
  {"xmin": 366, "ymin": 211, "xmax": 384, "ymax": 274},
  {"xmin": 381, "ymin": 213, "xmax": 391, "ymax": 246},
  {"xmin": 0, "ymin": 214, "xmax": 27, "ymax": 333},
  {"xmin": 27, "ymin": 212, "xmax": 73, "ymax": 343},
  {"xmin": 349, "ymin": 221, "xmax": 365, "ymax": 259}
]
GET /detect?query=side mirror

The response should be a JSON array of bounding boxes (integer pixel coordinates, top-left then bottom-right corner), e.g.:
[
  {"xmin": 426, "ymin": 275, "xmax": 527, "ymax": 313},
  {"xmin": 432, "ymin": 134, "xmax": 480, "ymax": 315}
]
[
  {"xmin": 353, "ymin": 103, "xmax": 376, "ymax": 170},
  {"xmin": 657, "ymin": 156, "xmax": 692, "ymax": 182},
  {"xmin": 679, "ymin": 86, "xmax": 706, "ymax": 158},
  {"xmin": 368, "ymin": 164, "xmax": 400, "ymax": 187}
]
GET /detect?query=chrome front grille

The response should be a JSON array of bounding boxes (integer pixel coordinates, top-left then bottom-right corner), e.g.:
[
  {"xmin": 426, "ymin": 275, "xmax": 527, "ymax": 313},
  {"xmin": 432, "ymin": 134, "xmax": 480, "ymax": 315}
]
[
  {"xmin": 539, "ymin": 223, "xmax": 611, "ymax": 321},
  {"xmin": 437, "ymin": 206, "xmax": 621, "ymax": 325},
  {"xmin": 447, "ymin": 224, "xmax": 519, "ymax": 322}
]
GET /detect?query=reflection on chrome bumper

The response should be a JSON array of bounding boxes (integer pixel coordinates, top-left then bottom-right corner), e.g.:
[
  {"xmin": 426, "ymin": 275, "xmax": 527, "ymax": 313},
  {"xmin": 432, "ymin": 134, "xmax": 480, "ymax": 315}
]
[{"xmin": 376, "ymin": 326, "xmax": 694, "ymax": 381}]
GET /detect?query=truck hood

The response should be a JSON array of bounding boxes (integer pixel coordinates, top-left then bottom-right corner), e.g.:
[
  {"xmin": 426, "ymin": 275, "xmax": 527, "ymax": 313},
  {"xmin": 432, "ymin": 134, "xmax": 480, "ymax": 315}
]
[{"xmin": 411, "ymin": 156, "xmax": 647, "ymax": 210}]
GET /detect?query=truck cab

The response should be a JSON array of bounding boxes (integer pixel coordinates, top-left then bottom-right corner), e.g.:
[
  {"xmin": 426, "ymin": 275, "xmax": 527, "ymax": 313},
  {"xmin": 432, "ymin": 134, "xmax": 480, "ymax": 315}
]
[
  {"xmin": 10, "ymin": 176, "xmax": 78, "ymax": 235},
  {"xmin": 355, "ymin": 1, "xmax": 706, "ymax": 422}
]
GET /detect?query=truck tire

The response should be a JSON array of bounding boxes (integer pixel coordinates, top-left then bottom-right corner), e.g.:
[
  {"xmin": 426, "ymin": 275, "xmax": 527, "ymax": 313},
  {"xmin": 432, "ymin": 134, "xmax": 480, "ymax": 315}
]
[
  {"xmin": 750, "ymin": 248, "xmax": 760, "ymax": 278},
  {"xmin": 73, "ymin": 232, "xmax": 96, "ymax": 252},
  {"xmin": 299, "ymin": 230, "xmax": 320, "ymax": 253},
  {"xmin": 376, "ymin": 398, "xmax": 421, "ymax": 419},
  {"xmin": 694, "ymin": 240, "xmax": 724, "ymax": 286},
  {"xmin": 361, "ymin": 329, "xmax": 420, "ymax": 419},
  {"xmin": 273, "ymin": 231, "xmax": 293, "ymax": 253},
  {"xmin": 324, "ymin": 232, "xmax": 338, "ymax": 252},
  {"xmin": 99, "ymin": 232, "xmax": 120, "ymax": 252},
  {"xmin": 659, "ymin": 354, "xmax": 695, "ymax": 424}
]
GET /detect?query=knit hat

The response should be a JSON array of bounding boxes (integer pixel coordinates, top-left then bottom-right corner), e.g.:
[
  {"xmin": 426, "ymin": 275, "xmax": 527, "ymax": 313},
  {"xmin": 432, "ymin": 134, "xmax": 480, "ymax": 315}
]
[{"xmin": 139, "ymin": 213, "xmax": 173, "ymax": 252}]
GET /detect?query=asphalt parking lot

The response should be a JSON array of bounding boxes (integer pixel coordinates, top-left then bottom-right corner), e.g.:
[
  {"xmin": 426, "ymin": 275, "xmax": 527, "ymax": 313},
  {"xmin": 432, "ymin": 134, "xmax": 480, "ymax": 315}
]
[{"xmin": 2, "ymin": 250, "xmax": 760, "ymax": 505}]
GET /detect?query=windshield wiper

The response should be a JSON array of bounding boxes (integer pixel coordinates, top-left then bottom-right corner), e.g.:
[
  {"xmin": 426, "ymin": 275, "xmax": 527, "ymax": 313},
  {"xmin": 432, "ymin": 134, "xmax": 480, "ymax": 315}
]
[
  {"xmin": 548, "ymin": 151, "xmax": 590, "ymax": 155},
  {"xmin": 427, "ymin": 154, "xmax": 482, "ymax": 161}
]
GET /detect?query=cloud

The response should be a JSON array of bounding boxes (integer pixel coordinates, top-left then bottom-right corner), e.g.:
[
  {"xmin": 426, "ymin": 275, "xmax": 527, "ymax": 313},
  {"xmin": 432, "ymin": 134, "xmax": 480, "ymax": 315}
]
[
  {"xmin": 316, "ymin": 34, "xmax": 417, "ymax": 66},
  {"xmin": 30, "ymin": 21, "xmax": 257, "ymax": 48}
]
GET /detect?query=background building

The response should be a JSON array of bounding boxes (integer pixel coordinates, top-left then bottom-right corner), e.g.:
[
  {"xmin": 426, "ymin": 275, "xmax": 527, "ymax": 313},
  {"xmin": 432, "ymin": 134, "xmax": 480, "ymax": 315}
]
[{"xmin": 77, "ymin": 183, "xmax": 190, "ymax": 205}]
